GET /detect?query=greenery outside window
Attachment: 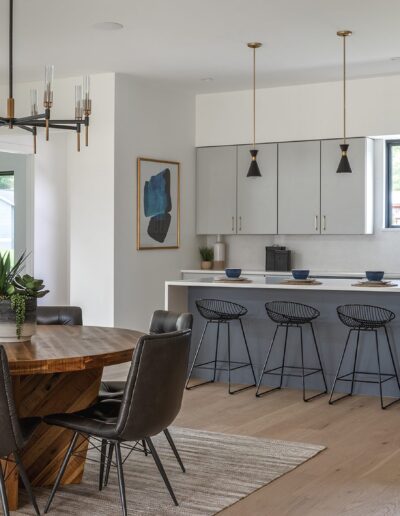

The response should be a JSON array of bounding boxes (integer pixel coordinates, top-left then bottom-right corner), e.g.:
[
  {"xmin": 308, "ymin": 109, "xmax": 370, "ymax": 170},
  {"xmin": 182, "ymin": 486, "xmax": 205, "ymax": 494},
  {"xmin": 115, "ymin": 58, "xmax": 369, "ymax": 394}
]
[{"xmin": 386, "ymin": 140, "xmax": 400, "ymax": 228}]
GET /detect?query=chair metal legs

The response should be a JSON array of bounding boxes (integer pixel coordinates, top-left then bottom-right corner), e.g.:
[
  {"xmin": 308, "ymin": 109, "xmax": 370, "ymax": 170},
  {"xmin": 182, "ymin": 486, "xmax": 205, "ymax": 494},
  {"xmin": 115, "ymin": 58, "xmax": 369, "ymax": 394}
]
[
  {"xmin": 186, "ymin": 319, "xmax": 256, "ymax": 394},
  {"xmin": 103, "ymin": 441, "xmax": 115, "ymax": 488},
  {"xmin": 115, "ymin": 443, "xmax": 127, "ymax": 516},
  {"xmin": 99, "ymin": 439, "xmax": 107, "ymax": 491},
  {"xmin": 14, "ymin": 451, "xmax": 41, "ymax": 516},
  {"xmin": 257, "ymin": 323, "xmax": 326, "ymax": 401},
  {"xmin": 0, "ymin": 464, "xmax": 10, "ymax": 516},
  {"xmin": 145, "ymin": 437, "xmax": 178, "ymax": 506},
  {"xmin": 44, "ymin": 431, "xmax": 79, "ymax": 513},
  {"xmin": 163, "ymin": 429, "xmax": 185, "ymax": 473},
  {"xmin": 329, "ymin": 327, "xmax": 400, "ymax": 409}
]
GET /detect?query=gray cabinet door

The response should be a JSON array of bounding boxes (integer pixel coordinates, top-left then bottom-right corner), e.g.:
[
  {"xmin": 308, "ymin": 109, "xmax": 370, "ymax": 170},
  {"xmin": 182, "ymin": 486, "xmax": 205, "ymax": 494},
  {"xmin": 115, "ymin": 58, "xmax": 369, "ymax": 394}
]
[
  {"xmin": 196, "ymin": 146, "xmax": 237, "ymax": 235},
  {"xmin": 278, "ymin": 141, "xmax": 321, "ymax": 234},
  {"xmin": 321, "ymin": 138, "xmax": 373, "ymax": 235},
  {"xmin": 237, "ymin": 144, "xmax": 278, "ymax": 234}
]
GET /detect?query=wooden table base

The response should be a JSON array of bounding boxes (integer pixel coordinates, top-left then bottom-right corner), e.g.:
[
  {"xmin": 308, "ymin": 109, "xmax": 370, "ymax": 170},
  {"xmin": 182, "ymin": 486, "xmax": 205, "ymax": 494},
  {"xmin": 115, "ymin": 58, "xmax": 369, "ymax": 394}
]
[{"xmin": 2, "ymin": 367, "xmax": 102, "ymax": 511}]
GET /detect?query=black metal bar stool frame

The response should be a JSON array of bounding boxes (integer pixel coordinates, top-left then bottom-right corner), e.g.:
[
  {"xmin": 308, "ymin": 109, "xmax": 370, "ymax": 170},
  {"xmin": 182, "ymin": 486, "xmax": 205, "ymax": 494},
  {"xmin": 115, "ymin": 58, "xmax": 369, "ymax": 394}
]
[
  {"xmin": 256, "ymin": 320, "xmax": 327, "ymax": 402},
  {"xmin": 186, "ymin": 300, "xmax": 256, "ymax": 395},
  {"xmin": 329, "ymin": 325, "xmax": 400, "ymax": 410}
]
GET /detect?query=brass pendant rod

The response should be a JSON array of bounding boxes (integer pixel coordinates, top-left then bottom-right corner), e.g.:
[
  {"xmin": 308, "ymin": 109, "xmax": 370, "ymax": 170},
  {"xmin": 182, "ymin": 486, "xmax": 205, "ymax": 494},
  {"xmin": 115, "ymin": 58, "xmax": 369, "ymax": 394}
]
[
  {"xmin": 252, "ymin": 46, "xmax": 256, "ymax": 149},
  {"xmin": 9, "ymin": 0, "xmax": 13, "ymax": 99},
  {"xmin": 343, "ymin": 34, "xmax": 346, "ymax": 144}
]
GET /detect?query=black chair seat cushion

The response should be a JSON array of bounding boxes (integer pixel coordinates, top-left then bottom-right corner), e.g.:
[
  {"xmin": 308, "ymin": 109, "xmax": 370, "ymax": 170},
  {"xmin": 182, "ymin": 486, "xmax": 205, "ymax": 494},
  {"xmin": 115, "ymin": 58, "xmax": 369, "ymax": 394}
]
[
  {"xmin": 19, "ymin": 417, "xmax": 41, "ymax": 447},
  {"xmin": 44, "ymin": 400, "xmax": 121, "ymax": 440},
  {"xmin": 99, "ymin": 381, "xmax": 124, "ymax": 401}
]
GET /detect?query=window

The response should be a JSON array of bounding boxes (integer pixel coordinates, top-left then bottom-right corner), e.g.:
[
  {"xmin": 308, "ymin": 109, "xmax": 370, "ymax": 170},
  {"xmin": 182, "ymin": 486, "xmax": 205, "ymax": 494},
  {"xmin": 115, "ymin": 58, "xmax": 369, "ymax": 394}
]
[
  {"xmin": 0, "ymin": 171, "xmax": 15, "ymax": 261},
  {"xmin": 386, "ymin": 140, "xmax": 400, "ymax": 228}
]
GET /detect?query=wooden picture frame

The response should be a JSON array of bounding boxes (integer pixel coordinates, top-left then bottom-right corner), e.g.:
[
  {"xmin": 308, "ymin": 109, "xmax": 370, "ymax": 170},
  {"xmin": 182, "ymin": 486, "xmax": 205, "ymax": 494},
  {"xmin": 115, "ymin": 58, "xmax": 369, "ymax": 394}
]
[{"xmin": 137, "ymin": 157, "xmax": 180, "ymax": 250}]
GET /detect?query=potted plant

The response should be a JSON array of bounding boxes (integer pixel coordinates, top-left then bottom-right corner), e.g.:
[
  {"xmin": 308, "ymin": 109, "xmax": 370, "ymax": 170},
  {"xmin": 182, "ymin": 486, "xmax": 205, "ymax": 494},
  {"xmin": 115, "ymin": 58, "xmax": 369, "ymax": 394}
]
[
  {"xmin": 199, "ymin": 246, "xmax": 214, "ymax": 270},
  {"xmin": 0, "ymin": 252, "xmax": 49, "ymax": 342}
]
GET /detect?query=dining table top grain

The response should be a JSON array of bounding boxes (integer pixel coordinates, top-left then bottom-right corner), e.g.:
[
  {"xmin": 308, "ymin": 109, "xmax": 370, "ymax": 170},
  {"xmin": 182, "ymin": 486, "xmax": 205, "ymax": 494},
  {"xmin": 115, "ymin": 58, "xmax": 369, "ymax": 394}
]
[{"xmin": 2, "ymin": 325, "xmax": 143, "ymax": 375}]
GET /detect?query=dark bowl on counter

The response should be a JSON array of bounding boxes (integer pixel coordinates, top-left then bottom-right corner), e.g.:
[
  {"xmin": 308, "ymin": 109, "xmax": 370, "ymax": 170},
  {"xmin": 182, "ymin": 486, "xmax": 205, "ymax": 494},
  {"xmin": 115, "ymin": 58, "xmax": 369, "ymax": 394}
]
[
  {"xmin": 365, "ymin": 271, "xmax": 384, "ymax": 282},
  {"xmin": 292, "ymin": 269, "xmax": 310, "ymax": 280},
  {"xmin": 225, "ymin": 268, "xmax": 242, "ymax": 278}
]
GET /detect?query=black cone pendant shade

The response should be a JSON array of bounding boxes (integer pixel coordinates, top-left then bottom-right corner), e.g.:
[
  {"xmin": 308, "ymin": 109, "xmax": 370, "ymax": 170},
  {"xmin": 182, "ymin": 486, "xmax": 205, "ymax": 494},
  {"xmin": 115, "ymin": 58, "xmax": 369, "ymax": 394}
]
[
  {"xmin": 247, "ymin": 149, "xmax": 261, "ymax": 177},
  {"xmin": 246, "ymin": 42, "xmax": 262, "ymax": 178},
  {"xmin": 336, "ymin": 30, "xmax": 352, "ymax": 173},
  {"xmin": 337, "ymin": 144, "xmax": 352, "ymax": 173}
]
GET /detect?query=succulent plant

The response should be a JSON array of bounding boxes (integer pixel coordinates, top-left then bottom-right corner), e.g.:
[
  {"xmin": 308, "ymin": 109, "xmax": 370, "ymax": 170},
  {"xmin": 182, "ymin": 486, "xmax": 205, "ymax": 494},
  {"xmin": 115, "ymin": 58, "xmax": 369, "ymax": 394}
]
[
  {"xmin": 0, "ymin": 251, "xmax": 49, "ymax": 338},
  {"xmin": 199, "ymin": 246, "xmax": 214, "ymax": 262},
  {"xmin": 10, "ymin": 274, "xmax": 49, "ymax": 298}
]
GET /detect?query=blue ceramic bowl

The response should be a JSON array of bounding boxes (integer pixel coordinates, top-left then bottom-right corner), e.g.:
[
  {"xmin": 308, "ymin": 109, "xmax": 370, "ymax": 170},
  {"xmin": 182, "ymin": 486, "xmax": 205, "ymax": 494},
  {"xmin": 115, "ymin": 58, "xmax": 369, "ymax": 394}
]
[
  {"xmin": 366, "ymin": 271, "xmax": 384, "ymax": 282},
  {"xmin": 225, "ymin": 268, "xmax": 242, "ymax": 278},
  {"xmin": 292, "ymin": 269, "xmax": 310, "ymax": 280}
]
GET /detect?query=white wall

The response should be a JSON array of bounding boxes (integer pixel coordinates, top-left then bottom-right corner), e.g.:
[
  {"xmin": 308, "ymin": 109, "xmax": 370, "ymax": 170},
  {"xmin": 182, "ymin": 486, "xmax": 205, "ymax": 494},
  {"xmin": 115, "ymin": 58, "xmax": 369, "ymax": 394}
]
[
  {"xmin": 198, "ymin": 74, "xmax": 400, "ymax": 273},
  {"xmin": 114, "ymin": 74, "xmax": 197, "ymax": 332},
  {"xmin": 0, "ymin": 73, "xmax": 115, "ymax": 321},
  {"xmin": 196, "ymin": 74, "xmax": 400, "ymax": 146}
]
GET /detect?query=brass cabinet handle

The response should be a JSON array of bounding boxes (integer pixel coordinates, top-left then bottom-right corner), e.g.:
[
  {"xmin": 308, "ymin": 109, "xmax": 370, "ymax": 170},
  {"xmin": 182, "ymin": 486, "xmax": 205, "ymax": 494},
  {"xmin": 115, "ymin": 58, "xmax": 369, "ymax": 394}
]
[
  {"xmin": 232, "ymin": 216, "xmax": 235, "ymax": 232},
  {"xmin": 323, "ymin": 215, "xmax": 326, "ymax": 231},
  {"xmin": 239, "ymin": 216, "xmax": 242, "ymax": 231},
  {"xmin": 315, "ymin": 215, "xmax": 318, "ymax": 231}
]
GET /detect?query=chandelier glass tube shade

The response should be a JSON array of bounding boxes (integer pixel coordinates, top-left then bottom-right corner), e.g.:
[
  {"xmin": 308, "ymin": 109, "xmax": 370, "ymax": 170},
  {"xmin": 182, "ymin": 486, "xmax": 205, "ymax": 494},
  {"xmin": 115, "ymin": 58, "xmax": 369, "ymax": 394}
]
[
  {"xmin": 247, "ymin": 42, "xmax": 262, "ymax": 177},
  {"xmin": 0, "ymin": 0, "xmax": 92, "ymax": 153},
  {"xmin": 336, "ymin": 30, "xmax": 352, "ymax": 173}
]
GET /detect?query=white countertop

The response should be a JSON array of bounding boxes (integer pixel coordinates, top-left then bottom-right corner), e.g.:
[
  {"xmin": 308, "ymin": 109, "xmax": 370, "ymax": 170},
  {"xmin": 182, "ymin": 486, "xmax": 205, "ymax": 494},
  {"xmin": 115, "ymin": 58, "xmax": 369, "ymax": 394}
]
[
  {"xmin": 168, "ymin": 278, "xmax": 400, "ymax": 293},
  {"xmin": 182, "ymin": 270, "xmax": 400, "ymax": 279}
]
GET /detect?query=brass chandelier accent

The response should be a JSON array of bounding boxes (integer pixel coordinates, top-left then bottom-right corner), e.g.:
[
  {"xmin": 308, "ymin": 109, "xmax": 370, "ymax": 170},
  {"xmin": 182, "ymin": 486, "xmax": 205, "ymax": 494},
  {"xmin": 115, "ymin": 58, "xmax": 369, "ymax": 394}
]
[
  {"xmin": 247, "ymin": 42, "xmax": 262, "ymax": 177},
  {"xmin": 0, "ymin": 0, "xmax": 92, "ymax": 153},
  {"xmin": 336, "ymin": 30, "xmax": 352, "ymax": 173}
]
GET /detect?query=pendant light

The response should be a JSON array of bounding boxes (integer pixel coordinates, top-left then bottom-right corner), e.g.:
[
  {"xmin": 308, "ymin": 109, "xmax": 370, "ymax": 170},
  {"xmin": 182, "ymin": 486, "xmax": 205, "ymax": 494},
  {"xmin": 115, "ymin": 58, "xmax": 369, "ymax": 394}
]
[
  {"xmin": 247, "ymin": 42, "xmax": 262, "ymax": 177},
  {"xmin": 336, "ymin": 30, "xmax": 352, "ymax": 173}
]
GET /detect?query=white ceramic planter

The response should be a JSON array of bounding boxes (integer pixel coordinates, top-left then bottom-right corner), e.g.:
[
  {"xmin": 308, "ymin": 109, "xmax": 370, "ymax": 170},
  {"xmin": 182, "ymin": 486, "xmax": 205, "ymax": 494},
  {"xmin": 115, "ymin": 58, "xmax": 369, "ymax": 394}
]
[{"xmin": 0, "ymin": 299, "xmax": 37, "ymax": 343}]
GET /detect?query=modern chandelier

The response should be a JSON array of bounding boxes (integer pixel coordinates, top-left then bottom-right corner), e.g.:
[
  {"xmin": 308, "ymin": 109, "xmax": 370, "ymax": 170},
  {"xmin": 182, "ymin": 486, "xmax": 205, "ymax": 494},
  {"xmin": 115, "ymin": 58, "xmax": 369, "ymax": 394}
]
[
  {"xmin": 0, "ymin": 0, "xmax": 92, "ymax": 153},
  {"xmin": 336, "ymin": 30, "xmax": 352, "ymax": 173},
  {"xmin": 247, "ymin": 42, "xmax": 262, "ymax": 177}
]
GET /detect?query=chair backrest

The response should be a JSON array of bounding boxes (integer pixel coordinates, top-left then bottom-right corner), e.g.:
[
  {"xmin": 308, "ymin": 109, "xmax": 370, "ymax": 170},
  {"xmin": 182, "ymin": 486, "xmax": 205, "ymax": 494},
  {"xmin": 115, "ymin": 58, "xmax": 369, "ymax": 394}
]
[
  {"xmin": 116, "ymin": 330, "xmax": 191, "ymax": 441},
  {"xmin": 149, "ymin": 310, "xmax": 193, "ymax": 334},
  {"xmin": 36, "ymin": 306, "xmax": 83, "ymax": 326},
  {"xmin": 0, "ymin": 346, "xmax": 23, "ymax": 457}
]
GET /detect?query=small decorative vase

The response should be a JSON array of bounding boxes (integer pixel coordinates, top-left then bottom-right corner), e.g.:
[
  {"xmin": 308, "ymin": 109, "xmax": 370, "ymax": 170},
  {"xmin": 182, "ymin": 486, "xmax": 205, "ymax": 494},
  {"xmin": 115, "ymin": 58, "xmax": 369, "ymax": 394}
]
[
  {"xmin": 201, "ymin": 261, "xmax": 213, "ymax": 270},
  {"xmin": 0, "ymin": 298, "xmax": 37, "ymax": 343},
  {"xmin": 213, "ymin": 235, "xmax": 226, "ymax": 270}
]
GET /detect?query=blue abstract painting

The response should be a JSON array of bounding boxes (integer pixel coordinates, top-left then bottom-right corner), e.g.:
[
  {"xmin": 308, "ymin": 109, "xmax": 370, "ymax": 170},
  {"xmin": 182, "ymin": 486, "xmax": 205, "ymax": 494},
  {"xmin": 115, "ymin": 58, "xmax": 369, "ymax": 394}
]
[{"xmin": 143, "ymin": 168, "xmax": 172, "ymax": 243}]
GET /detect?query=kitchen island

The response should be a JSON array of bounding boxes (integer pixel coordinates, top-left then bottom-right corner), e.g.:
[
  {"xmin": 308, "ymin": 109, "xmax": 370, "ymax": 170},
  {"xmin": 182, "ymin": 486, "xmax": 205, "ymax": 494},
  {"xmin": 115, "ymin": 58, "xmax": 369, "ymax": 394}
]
[{"xmin": 166, "ymin": 277, "xmax": 400, "ymax": 397}]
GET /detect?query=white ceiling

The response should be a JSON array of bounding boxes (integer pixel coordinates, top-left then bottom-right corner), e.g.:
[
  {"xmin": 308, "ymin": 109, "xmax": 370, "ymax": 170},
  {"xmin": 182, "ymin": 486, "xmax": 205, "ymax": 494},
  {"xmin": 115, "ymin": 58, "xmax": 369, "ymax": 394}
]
[{"xmin": 1, "ymin": 0, "xmax": 400, "ymax": 93}]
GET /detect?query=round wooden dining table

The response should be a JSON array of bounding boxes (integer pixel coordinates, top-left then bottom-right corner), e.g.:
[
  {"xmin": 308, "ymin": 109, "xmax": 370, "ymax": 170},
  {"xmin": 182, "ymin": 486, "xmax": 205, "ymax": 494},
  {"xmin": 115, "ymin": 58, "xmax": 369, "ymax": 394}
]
[{"xmin": 2, "ymin": 325, "xmax": 143, "ymax": 511}]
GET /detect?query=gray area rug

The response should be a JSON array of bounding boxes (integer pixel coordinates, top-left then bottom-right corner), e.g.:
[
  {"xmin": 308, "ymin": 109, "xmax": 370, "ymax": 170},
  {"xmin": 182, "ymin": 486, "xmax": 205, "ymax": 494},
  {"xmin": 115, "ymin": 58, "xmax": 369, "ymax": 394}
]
[{"xmin": 16, "ymin": 427, "xmax": 325, "ymax": 515}]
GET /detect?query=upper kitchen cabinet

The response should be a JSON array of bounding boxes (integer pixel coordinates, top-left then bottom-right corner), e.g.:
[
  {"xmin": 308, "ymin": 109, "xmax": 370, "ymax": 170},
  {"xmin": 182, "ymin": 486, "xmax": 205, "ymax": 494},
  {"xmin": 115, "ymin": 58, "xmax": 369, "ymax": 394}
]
[
  {"xmin": 237, "ymin": 143, "xmax": 278, "ymax": 234},
  {"xmin": 278, "ymin": 140, "xmax": 321, "ymax": 234},
  {"xmin": 320, "ymin": 138, "xmax": 373, "ymax": 234},
  {"xmin": 196, "ymin": 146, "xmax": 237, "ymax": 234}
]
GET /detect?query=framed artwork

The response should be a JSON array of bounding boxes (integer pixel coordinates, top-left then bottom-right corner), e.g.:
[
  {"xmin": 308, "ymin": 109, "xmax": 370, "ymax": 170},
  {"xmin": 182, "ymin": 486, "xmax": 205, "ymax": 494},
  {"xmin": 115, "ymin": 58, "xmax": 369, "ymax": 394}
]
[{"xmin": 137, "ymin": 157, "xmax": 180, "ymax": 250}]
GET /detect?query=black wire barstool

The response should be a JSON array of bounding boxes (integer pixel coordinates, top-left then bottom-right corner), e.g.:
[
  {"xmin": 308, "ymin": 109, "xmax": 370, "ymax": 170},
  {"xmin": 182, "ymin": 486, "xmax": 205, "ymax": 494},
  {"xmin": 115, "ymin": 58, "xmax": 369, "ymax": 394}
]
[
  {"xmin": 329, "ymin": 304, "xmax": 400, "ymax": 409},
  {"xmin": 256, "ymin": 301, "xmax": 327, "ymax": 402},
  {"xmin": 185, "ymin": 299, "xmax": 256, "ymax": 394}
]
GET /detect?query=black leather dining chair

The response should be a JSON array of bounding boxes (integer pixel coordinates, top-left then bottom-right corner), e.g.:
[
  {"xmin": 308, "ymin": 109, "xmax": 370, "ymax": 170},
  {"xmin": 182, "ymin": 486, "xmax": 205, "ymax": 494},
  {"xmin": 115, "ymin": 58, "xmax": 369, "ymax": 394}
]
[
  {"xmin": 0, "ymin": 346, "xmax": 41, "ymax": 516},
  {"xmin": 36, "ymin": 306, "xmax": 83, "ymax": 326},
  {"xmin": 43, "ymin": 330, "xmax": 192, "ymax": 515},
  {"xmin": 98, "ymin": 309, "xmax": 193, "ymax": 485}
]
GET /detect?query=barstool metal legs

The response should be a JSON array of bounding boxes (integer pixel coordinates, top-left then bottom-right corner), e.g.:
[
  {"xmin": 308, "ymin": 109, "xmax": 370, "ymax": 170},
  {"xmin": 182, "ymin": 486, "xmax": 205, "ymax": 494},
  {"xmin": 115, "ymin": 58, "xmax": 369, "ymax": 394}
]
[
  {"xmin": 257, "ymin": 323, "xmax": 326, "ymax": 401},
  {"xmin": 329, "ymin": 327, "xmax": 400, "ymax": 409},
  {"xmin": 185, "ymin": 322, "xmax": 215, "ymax": 390},
  {"xmin": 186, "ymin": 319, "xmax": 256, "ymax": 394}
]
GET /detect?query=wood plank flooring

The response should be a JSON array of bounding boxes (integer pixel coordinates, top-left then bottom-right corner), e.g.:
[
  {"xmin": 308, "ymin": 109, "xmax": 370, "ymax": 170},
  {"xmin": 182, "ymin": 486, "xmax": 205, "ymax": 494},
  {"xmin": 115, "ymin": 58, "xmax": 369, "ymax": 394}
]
[{"xmin": 173, "ymin": 383, "xmax": 400, "ymax": 516}]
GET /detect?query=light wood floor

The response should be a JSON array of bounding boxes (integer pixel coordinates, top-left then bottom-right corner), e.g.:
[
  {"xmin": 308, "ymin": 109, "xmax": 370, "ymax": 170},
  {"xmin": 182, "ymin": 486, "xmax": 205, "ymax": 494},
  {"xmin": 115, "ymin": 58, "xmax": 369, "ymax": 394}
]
[{"xmin": 174, "ymin": 384, "xmax": 400, "ymax": 516}]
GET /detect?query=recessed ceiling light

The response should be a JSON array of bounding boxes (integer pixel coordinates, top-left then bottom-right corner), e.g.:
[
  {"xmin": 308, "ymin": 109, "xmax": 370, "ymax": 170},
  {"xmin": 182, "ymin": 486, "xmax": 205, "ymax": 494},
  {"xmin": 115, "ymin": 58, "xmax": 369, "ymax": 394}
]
[
  {"xmin": 93, "ymin": 22, "xmax": 124, "ymax": 31},
  {"xmin": 200, "ymin": 77, "xmax": 214, "ymax": 82}
]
